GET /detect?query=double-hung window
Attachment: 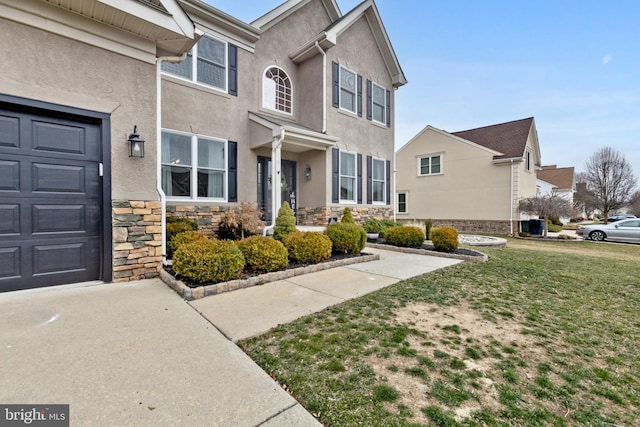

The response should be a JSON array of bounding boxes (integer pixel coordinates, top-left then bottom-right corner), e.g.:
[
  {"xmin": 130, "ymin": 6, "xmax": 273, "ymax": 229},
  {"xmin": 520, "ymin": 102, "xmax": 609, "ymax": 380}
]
[
  {"xmin": 397, "ymin": 192, "xmax": 408, "ymax": 213},
  {"xmin": 339, "ymin": 65, "xmax": 357, "ymax": 113},
  {"xmin": 371, "ymin": 157, "xmax": 386, "ymax": 203},
  {"xmin": 161, "ymin": 130, "xmax": 227, "ymax": 200},
  {"xmin": 340, "ymin": 151, "xmax": 357, "ymax": 202},
  {"xmin": 162, "ymin": 35, "xmax": 231, "ymax": 93},
  {"xmin": 371, "ymin": 82, "xmax": 386, "ymax": 125},
  {"xmin": 418, "ymin": 154, "xmax": 442, "ymax": 176}
]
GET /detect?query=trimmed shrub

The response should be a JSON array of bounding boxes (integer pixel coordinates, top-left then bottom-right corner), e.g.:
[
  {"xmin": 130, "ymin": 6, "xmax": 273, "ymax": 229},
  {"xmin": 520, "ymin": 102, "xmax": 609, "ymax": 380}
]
[
  {"xmin": 431, "ymin": 227, "xmax": 459, "ymax": 252},
  {"xmin": 166, "ymin": 217, "xmax": 198, "ymax": 252},
  {"xmin": 326, "ymin": 223, "xmax": 367, "ymax": 254},
  {"xmin": 167, "ymin": 230, "xmax": 208, "ymax": 259},
  {"xmin": 380, "ymin": 219, "xmax": 403, "ymax": 238},
  {"xmin": 273, "ymin": 202, "xmax": 297, "ymax": 241},
  {"xmin": 425, "ymin": 219, "xmax": 433, "ymax": 240},
  {"xmin": 218, "ymin": 202, "xmax": 264, "ymax": 240},
  {"xmin": 237, "ymin": 235, "xmax": 288, "ymax": 273},
  {"xmin": 341, "ymin": 207, "xmax": 355, "ymax": 223},
  {"xmin": 385, "ymin": 226, "xmax": 425, "ymax": 248},
  {"xmin": 547, "ymin": 223, "xmax": 563, "ymax": 233},
  {"xmin": 284, "ymin": 231, "xmax": 332, "ymax": 264},
  {"xmin": 173, "ymin": 239, "xmax": 245, "ymax": 284},
  {"xmin": 363, "ymin": 218, "xmax": 386, "ymax": 234}
]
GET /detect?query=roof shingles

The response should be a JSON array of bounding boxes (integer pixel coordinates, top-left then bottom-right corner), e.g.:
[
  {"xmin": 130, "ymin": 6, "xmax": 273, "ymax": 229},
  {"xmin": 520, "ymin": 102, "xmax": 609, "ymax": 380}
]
[{"xmin": 452, "ymin": 117, "xmax": 534, "ymax": 160}]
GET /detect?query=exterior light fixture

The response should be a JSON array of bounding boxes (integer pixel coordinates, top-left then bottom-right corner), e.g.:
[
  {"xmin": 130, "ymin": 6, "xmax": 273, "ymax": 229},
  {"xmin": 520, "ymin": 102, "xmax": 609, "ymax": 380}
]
[
  {"xmin": 304, "ymin": 165, "xmax": 311, "ymax": 181},
  {"xmin": 127, "ymin": 125, "xmax": 145, "ymax": 158}
]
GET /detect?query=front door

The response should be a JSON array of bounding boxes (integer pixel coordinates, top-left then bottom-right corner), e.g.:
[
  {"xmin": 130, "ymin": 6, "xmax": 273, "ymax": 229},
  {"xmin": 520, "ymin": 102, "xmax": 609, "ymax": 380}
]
[{"xmin": 257, "ymin": 156, "xmax": 296, "ymax": 225}]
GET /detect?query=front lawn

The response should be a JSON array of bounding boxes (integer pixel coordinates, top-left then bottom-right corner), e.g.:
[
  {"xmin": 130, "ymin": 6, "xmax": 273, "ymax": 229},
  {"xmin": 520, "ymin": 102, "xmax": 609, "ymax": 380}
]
[{"xmin": 239, "ymin": 240, "xmax": 640, "ymax": 426}]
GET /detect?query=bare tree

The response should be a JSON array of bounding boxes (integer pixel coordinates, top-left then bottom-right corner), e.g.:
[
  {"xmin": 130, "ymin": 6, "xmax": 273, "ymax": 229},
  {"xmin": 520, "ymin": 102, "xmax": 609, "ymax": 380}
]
[
  {"xmin": 574, "ymin": 172, "xmax": 598, "ymax": 219},
  {"xmin": 519, "ymin": 192, "xmax": 572, "ymax": 237},
  {"xmin": 583, "ymin": 147, "xmax": 638, "ymax": 222}
]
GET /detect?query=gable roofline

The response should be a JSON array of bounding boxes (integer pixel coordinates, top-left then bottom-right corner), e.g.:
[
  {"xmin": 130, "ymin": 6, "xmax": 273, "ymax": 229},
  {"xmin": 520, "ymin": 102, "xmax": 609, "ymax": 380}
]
[
  {"xmin": 537, "ymin": 165, "xmax": 576, "ymax": 190},
  {"xmin": 252, "ymin": 0, "xmax": 341, "ymax": 31},
  {"xmin": 396, "ymin": 125, "xmax": 503, "ymax": 156},
  {"xmin": 288, "ymin": 0, "xmax": 407, "ymax": 88},
  {"xmin": 178, "ymin": 0, "xmax": 261, "ymax": 52}
]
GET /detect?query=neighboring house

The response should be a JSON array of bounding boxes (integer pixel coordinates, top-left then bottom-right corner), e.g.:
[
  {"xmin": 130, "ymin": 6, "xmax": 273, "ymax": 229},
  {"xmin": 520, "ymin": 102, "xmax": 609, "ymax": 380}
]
[
  {"xmin": 395, "ymin": 117, "xmax": 541, "ymax": 235},
  {"xmin": 0, "ymin": 0, "xmax": 405, "ymax": 292},
  {"xmin": 162, "ymin": 0, "xmax": 406, "ymax": 233},
  {"xmin": 536, "ymin": 165, "xmax": 575, "ymax": 223}
]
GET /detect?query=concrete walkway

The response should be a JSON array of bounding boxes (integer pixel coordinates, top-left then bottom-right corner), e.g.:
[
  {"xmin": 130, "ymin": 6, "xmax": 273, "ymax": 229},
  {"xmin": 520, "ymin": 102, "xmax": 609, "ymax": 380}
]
[{"xmin": 0, "ymin": 248, "xmax": 460, "ymax": 426}]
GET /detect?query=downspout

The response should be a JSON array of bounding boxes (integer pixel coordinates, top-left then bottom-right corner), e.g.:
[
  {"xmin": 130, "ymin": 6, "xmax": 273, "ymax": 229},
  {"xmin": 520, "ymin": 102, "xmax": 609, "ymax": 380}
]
[
  {"xmin": 510, "ymin": 159, "xmax": 514, "ymax": 236},
  {"xmin": 157, "ymin": 52, "xmax": 188, "ymax": 264},
  {"xmin": 263, "ymin": 128, "xmax": 286, "ymax": 235},
  {"xmin": 314, "ymin": 41, "xmax": 327, "ymax": 133}
]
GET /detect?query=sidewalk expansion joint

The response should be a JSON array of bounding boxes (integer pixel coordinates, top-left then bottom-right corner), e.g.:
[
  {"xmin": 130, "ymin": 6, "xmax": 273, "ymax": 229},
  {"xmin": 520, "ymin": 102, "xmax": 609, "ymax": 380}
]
[{"xmin": 254, "ymin": 402, "xmax": 299, "ymax": 426}]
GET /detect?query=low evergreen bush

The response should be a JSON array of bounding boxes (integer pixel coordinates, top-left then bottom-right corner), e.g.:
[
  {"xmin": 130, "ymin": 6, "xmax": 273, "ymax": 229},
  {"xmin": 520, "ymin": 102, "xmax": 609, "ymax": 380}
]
[
  {"xmin": 284, "ymin": 231, "xmax": 332, "ymax": 264},
  {"xmin": 384, "ymin": 226, "xmax": 425, "ymax": 248},
  {"xmin": 173, "ymin": 239, "xmax": 245, "ymax": 284},
  {"xmin": 167, "ymin": 230, "xmax": 208, "ymax": 259},
  {"xmin": 237, "ymin": 235, "xmax": 288, "ymax": 273},
  {"xmin": 166, "ymin": 217, "xmax": 198, "ymax": 254},
  {"xmin": 431, "ymin": 227, "xmax": 459, "ymax": 252},
  {"xmin": 326, "ymin": 223, "xmax": 367, "ymax": 254}
]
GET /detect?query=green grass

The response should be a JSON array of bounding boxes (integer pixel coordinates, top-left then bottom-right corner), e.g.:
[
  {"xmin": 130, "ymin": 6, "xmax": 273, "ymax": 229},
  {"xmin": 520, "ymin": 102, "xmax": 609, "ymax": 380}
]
[{"xmin": 239, "ymin": 240, "xmax": 640, "ymax": 426}]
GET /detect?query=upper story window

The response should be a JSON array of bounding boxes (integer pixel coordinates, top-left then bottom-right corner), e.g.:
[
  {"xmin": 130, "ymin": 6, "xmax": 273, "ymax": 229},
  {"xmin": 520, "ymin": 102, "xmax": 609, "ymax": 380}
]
[
  {"xmin": 371, "ymin": 82, "xmax": 387, "ymax": 125},
  {"xmin": 263, "ymin": 66, "xmax": 292, "ymax": 114},
  {"xmin": 418, "ymin": 154, "xmax": 442, "ymax": 176},
  {"xmin": 525, "ymin": 150, "xmax": 532, "ymax": 171},
  {"xmin": 161, "ymin": 130, "xmax": 228, "ymax": 200},
  {"xmin": 162, "ymin": 35, "xmax": 238, "ymax": 95},
  {"xmin": 339, "ymin": 65, "xmax": 357, "ymax": 113},
  {"xmin": 340, "ymin": 150, "xmax": 357, "ymax": 203},
  {"xmin": 371, "ymin": 157, "xmax": 386, "ymax": 203}
]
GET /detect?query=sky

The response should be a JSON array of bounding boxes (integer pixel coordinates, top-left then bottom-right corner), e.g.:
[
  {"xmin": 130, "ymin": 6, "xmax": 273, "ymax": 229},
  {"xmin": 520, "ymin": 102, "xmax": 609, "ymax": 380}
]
[{"xmin": 208, "ymin": 0, "xmax": 640, "ymax": 180}]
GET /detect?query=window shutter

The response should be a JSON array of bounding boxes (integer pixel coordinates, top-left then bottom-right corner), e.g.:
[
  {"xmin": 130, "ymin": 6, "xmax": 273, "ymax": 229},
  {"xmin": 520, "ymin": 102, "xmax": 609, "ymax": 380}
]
[
  {"xmin": 332, "ymin": 148, "xmax": 339, "ymax": 203},
  {"xmin": 228, "ymin": 141, "xmax": 237, "ymax": 202},
  {"xmin": 386, "ymin": 159, "xmax": 391, "ymax": 205},
  {"xmin": 332, "ymin": 62, "xmax": 339, "ymax": 108},
  {"xmin": 366, "ymin": 79, "xmax": 372, "ymax": 121},
  {"xmin": 386, "ymin": 89, "xmax": 391, "ymax": 127},
  {"xmin": 357, "ymin": 75, "xmax": 363, "ymax": 117},
  {"xmin": 366, "ymin": 155, "xmax": 372, "ymax": 204},
  {"xmin": 228, "ymin": 44, "xmax": 238, "ymax": 96},
  {"xmin": 357, "ymin": 153, "xmax": 363, "ymax": 203}
]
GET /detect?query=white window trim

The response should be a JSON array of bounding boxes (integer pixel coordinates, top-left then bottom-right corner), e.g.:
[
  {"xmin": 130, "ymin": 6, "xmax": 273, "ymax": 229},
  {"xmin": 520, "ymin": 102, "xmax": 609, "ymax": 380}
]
[
  {"xmin": 371, "ymin": 81, "xmax": 387, "ymax": 125},
  {"xmin": 161, "ymin": 34, "xmax": 228, "ymax": 94},
  {"xmin": 397, "ymin": 191, "xmax": 408, "ymax": 214},
  {"xmin": 339, "ymin": 150, "xmax": 358, "ymax": 204},
  {"xmin": 417, "ymin": 153, "xmax": 443, "ymax": 176},
  {"xmin": 161, "ymin": 129, "xmax": 228, "ymax": 202},
  {"xmin": 262, "ymin": 65, "xmax": 293, "ymax": 115},
  {"xmin": 371, "ymin": 156, "xmax": 386, "ymax": 205},
  {"xmin": 338, "ymin": 64, "xmax": 357, "ymax": 115}
]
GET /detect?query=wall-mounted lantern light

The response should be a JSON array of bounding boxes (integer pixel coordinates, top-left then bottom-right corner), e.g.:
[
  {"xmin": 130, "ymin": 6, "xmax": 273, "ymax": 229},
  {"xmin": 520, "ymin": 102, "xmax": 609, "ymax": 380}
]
[
  {"xmin": 304, "ymin": 164, "xmax": 312, "ymax": 181},
  {"xmin": 127, "ymin": 125, "xmax": 145, "ymax": 158}
]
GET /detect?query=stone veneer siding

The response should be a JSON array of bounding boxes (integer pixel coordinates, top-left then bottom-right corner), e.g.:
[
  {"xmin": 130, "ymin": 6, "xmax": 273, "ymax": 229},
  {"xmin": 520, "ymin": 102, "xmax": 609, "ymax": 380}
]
[
  {"xmin": 112, "ymin": 200, "xmax": 163, "ymax": 282},
  {"xmin": 166, "ymin": 205, "xmax": 238, "ymax": 238},
  {"xmin": 297, "ymin": 206, "xmax": 394, "ymax": 225},
  {"xmin": 398, "ymin": 218, "xmax": 514, "ymax": 235}
]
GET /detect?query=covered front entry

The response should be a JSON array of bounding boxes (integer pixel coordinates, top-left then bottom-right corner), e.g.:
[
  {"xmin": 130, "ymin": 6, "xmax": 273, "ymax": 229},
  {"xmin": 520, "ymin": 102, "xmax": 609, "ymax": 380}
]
[
  {"xmin": 0, "ymin": 98, "xmax": 109, "ymax": 292},
  {"xmin": 258, "ymin": 156, "xmax": 296, "ymax": 224}
]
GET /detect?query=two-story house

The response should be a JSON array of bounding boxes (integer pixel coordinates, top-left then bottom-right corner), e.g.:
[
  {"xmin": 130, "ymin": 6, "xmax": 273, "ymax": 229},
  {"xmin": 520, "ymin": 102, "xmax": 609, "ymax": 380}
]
[
  {"xmin": 395, "ymin": 117, "xmax": 541, "ymax": 235},
  {"xmin": 0, "ymin": 0, "xmax": 405, "ymax": 292},
  {"xmin": 162, "ymin": 0, "xmax": 407, "ymax": 234}
]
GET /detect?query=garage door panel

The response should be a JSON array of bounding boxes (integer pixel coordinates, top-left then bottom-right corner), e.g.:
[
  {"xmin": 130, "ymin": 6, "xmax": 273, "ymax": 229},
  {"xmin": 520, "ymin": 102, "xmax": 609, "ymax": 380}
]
[
  {"xmin": 0, "ymin": 114, "xmax": 19, "ymax": 148},
  {"xmin": 0, "ymin": 160, "xmax": 20, "ymax": 191},
  {"xmin": 32, "ymin": 120, "xmax": 86, "ymax": 155},
  {"xmin": 32, "ymin": 204, "xmax": 89, "ymax": 234},
  {"xmin": 0, "ymin": 247, "xmax": 20, "ymax": 279},
  {"xmin": 34, "ymin": 242, "xmax": 89, "ymax": 274},
  {"xmin": 0, "ymin": 204, "xmax": 20, "ymax": 235},
  {"xmin": 32, "ymin": 162, "xmax": 87, "ymax": 194}
]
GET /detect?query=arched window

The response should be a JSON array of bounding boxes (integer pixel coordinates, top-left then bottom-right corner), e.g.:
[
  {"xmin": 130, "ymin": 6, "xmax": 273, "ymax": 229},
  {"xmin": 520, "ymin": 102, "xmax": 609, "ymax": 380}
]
[{"xmin": 263, "ymin": 66, "xmax": 292, "ymax": 114}]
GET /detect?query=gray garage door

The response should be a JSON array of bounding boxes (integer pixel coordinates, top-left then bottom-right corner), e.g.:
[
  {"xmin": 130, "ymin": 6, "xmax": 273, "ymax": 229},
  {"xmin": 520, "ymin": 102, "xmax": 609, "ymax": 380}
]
[{"xmin": 0, "ymin": 105, "xmax": 103, "ymax": 292}]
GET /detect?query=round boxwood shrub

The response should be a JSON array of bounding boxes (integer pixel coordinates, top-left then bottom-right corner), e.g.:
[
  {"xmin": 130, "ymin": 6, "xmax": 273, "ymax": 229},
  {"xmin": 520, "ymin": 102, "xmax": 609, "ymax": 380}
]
[
  {"xmin": 325, "ymin": 223, "xmax": 367, "ymax": 254},
  {"xmin": 384, "ymin": 226, "xmax": 425, "ymax": 248},
  {"xmin": 430, "ymin": 227, "xmax": 459, "ymax": 252},
  {"xmin": 237, "ymin": 235, "xmax": 288, "ymax": 273},
  {"xmin": 273, "ymin": 202, "xmax": 297, "ymax": 241},
  {"xmin": 167, "ymin": 230, "xmax": 208, "ymax": 259},
  {"xmin": 166, "ymin": 217, "xmax": 198, "ymax": 251},
  {"xmin": 284, "ymin": 231, "xmax": 332, "ymax": 264},
  {"xmin": 173, "ymin": 239, "xmax": 245, "ymax": 284}
]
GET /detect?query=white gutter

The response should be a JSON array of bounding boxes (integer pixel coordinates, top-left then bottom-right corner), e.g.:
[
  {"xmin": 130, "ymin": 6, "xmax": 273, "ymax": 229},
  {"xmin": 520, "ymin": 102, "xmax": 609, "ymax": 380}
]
[
  {"xmin": 263, "ymin": 128, "xmax": 286, "ymax": 235},
  {"xmin": 157, "ymin": 52, "xmax": 188, "ymax": 263},
  {"xmin": 314, "ymin": 41, "xmax": 327, "ymax": 133},
  {"xmin": 509, "ymin": 159, "xmax": 514, "ymax": 235}
]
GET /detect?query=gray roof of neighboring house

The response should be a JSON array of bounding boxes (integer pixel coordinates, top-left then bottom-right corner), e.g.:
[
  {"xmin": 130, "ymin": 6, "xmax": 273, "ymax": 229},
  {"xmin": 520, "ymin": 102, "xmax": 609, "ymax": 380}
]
[{"xmin": 452, "ymin": 117, "xmax": 534, "ymax": 160}]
